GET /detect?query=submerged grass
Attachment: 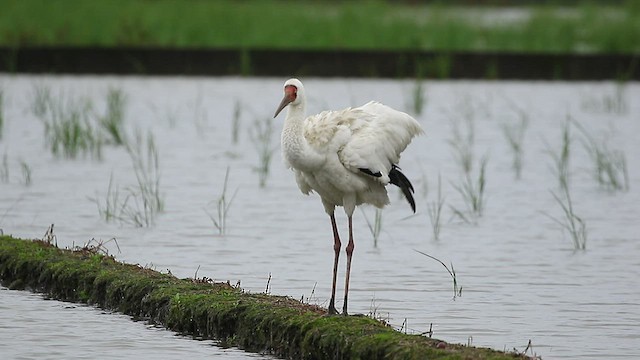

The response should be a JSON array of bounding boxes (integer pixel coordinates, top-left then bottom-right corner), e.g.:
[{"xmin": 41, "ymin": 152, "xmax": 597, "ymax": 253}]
[
  {"xmin": 546, "ymin": 119, "xmax": 572, "ymax": 190},
  {"xmin": 2, "ymin": 1, "xmax": 639, "ymax": 54},
  {"xmin": 501, "ymin": 106, "xmax": 529, "ymax": 180},
  {"xmin": 414, "ymin": 249, "xmax": 462, "ymax": 300},
  {"xmin": 546, "ymin": 182, "xmax": 587, "ymax": 251},
  {"xmin": 205, "ymin": 167, "xmax": 238, "ymax": 236},
  {"xmin": 19, "ymin": 159, "xmax": 31, "ymax": 186},
  {"xmin": 37, "ymin": 92, "xmax": 103, "ymax": 160},
  {"xmin": 99, "ymin": 87, "xmax": 127, "ymax": 146},
  {"xmin": 581, "ymin": 81, "xmax": 629, "ymax": 114},
  {"xmin": 451, "ymin": 156, "xmax": 488, "ymax": 222},
  {"xmin": 30, "ymin": 85, "xmax": 129, "ymax": 160},
  {"xmin": 573, "ymin": 120, "xmax": 629, "ymax": 191},
  {"xmin": 0, "ymin": 153, "xmax": 8, "ymax": 183},
  {"xmin": 0, "ymin": 88, "xmax": 4, "ymax": 140},
  {"xmin": 92, "ymin": 131, "xmax": 163, "ymax": 227},
  {"xmin": 427, "ymin": 174, "xmax": 445, "ymax": 241},
  {"xmin": 361, "ymin": 208, "xmax": 383, "ymax": 247},
  {"xmin": 249, "ymin": 116, "xmax": 277, "ymax": 188},
  {"xmin": 0, "ymin": 235, "xmax": 527, "ymax": 360},
  {"xmin": 122, "ymin": 131, "xmax": 163, "ymax": 227}
]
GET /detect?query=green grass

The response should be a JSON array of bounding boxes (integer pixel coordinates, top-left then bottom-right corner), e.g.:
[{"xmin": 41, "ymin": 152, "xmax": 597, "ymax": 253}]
[
  {"xmin": 573, "ymin": 120, "xmax": 629, "ymax": 191},
  {"xmin": 205, "ymin": 167, "xmax": 238, "ymax": 235},
  {"xmin": 35, "ymin": 91, "xmax": 103, "ymax": 160},
  {"xmin": 546, "ymin": 182, "xmax": 587, "ymax": 251},
  {"xmin": 249, "ymin": 116, "xmax": 277, "ymax": 188},
  {"xmin": 99, "ymin": 87, "xmax": 127, "ymax": 146},
  {"xmin": 501, "ymin": 105, "xmax": 529, "ymax": 180},
  {"xmin": 361, "ymin": 208, "xmax": 383, "ymax": 247},
  {"xmin": 1, "ymin": 0, "xmax": 639, "ymax": 54},
  {"xmin": 92, "ymin": 131, "xmax": 164, "ymax": 227},
  {"xmin": 427, "ymin": 174, "xmax": 445, "ymax": 241},
  {"xmin": 546, "ymin": 119, "xmax": 572, "ymax": 190}
]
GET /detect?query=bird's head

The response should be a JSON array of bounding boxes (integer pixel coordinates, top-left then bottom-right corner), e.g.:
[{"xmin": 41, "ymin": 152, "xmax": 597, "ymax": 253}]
[{"xmin": 274, "ymin": 78, "xmax": 304, "ymax": 118}]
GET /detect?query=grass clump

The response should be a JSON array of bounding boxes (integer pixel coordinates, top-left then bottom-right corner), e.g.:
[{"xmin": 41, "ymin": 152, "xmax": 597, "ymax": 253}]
[
  {"xmin": 37, "ymin": 92, "xmax": 103, "ymax": 160},
  {"xmin": 427, "ymin": 174, "xmax": 445, "ymax": 241},
  {"xmin": 451, "ymin": 155, "xmax": 488, "ymax": 222},
  {"xmin": 501, "ymin": 106, "xmax": 529, "ymax": 180},
  {"xmin": 581, "ymin": 82, "xmax": 629, "ymax": 115},
  {"xmin": 574, "ymin": 121, "xmax": 629, "ymax": 191},
  {"xmin": 0, "ymin": 88, "xmax": 4, "ymax": 140},
  {"xmin": 98, "ymin": 87, "xmax": 127, "ymax": 146},
  {"xmin": 205, "ymin": 167, "xmax": 238, "ymax": 235},
  {"xmin": 19, "ymin": 159, "xmax": 31, "ymax": 186},
  {"xmin": 361, "ymin": 208, "xmax": 383, "ymax": 247},
  {"xmin": 249, "ymin": 116, "xmax": 277, "ymax": 188},
  {"xmin": 0, "ymin": 153, "xmax": 8, "ymax": 183},
  {"xmin": 92, "ymin": 131, "xmax": 164, "ymax": 227},
  {"xmin": 122, "ymin": 131, "xmax": 164, "ymax": 227},
  {"xmin": 30, "ymin": 85, "xmax": 129, "ymax": 160},
  {"xmin": 414, "ymin": 249, "xmax": 462, "ymax": 300},
  {"xmin": 546, "ymin": 182, "xmax": 587, "ymax": 251},
  {"xmin": 546, "ymin": 119, "xmax": 572, "ymax": 190}
]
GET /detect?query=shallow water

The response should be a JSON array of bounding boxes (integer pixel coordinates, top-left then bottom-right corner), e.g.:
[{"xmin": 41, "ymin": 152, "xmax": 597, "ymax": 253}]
[
  {"xmin": 0, "ymin": 75, "xmax": 639, "ymax": 359},
  {"xmin": 0, "ymin": 286, "xmax": 268, "ymax": 359}
]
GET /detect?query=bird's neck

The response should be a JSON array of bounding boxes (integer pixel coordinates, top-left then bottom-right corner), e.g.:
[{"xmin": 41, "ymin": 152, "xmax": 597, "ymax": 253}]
[{"xmin": 281, "ymin": 104, "xmax": 321, "ymax": 171}]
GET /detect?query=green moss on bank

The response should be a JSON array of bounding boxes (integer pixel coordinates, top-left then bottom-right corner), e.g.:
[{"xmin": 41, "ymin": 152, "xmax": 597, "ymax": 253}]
[{"xmin": 0, "ymin": 235, "xmax": 529, "ymax": 360}]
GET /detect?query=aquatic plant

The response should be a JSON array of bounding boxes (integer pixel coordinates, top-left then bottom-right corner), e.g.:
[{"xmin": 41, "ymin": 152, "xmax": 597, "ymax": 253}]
[
  {"xmin": 92, "ymin": 131, "xmax": 164, "ymax": 227},
  {"xmin": 447, "ymin": 96, "xmax": 476, "ymax": 175},
  {"xmin": 0, "ymin": 153, "xmax": 7, "ymax": 183},
  {"xmin": 546, "ymin": 119, "xmax": 572, "ymax": 190},
  {"xmin": 123, "ymin": 130, "xmax": 164, "ymax": 227},
  {"xmin": 231, "ymin": 99, "xmax": 241, "ymax": 144},
  {"xmin": 361, "ymin": 207, "xmax": 383, "ymax": 247},
  {"xmin": 574, "ymin": 121, "xmax": 629, "ymax": 192},
  {"xmin": 427, "ymin": 174, "xmax": 445, "ymax": 241},
  {"xmin": 92, "ymin": 173, "xmax": 120, "ymax": 224},
  {"xmin": 98, "ymin": 87, "xmax": 127, "ymax": 146},
  {"xmin": 19, "ymin": 159, "xmax": 31, "ymax": 186},
  {"xmin": 249, "ymin": 116, "xmax": 277, "ymax": 188},
  {"xmin": 410, "ymin": 78, "xmax": 426, "ymax": 116},
  {"xmin": 501, "ymin": 107, "xmax": 529, "ymax": 180},
  {"xmin": 581, "ymin": 82, "xmax": 628, "ymax": 115},
  {"xmin": 451, "ymin": 155, "xmax": 488, "ymax": 222},
  {"xmin": 414, "ymin": 249, "xmax": 462, "ymax": 300},
  {"xmin": 36, "ymin": 91, "xmax": 103, "ymax": 160},
  {"xmin": 546, "ymin": 182, "xmax": 587, "ymax": 251},
  {"xmin": 30, "ymin": 83, "xmax": 52, "ymax": 118},
  {"xmin": 205, "ymin": 167, "xmax": 238, "ymax": 235},
  {"xmin": 0, "ymin": 88, "xmax": 4, "ymax": 140}
]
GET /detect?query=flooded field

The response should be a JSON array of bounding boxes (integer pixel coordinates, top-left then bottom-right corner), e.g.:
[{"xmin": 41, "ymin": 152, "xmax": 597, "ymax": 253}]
[{"xmin": 0, "ymin": 75, "xmax": 638, "ymax": 359}]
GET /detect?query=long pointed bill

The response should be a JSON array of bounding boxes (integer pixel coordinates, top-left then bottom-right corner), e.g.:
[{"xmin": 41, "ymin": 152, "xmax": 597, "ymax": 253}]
[{"xmin": 274, "ymin": 95, "xmax": 292, "ymax": 118}]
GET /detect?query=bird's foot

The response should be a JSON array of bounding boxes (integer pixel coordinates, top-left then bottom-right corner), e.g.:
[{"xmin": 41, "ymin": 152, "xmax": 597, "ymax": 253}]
[{"xmin": 327, "ymin": 304, "xmax": 340, "ymax": 316}]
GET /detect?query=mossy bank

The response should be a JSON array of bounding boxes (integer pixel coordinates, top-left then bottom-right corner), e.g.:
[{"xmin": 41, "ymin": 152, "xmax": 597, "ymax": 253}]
[{"xmin": 0, "ymin": 235, "xmax": 529, "ymax": 360}]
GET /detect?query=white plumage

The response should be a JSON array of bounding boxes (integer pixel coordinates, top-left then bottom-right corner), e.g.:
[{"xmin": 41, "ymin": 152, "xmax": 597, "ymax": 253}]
[{"xmin": 274, "ymin": 78, "xmax": 423, "ymax": 315}]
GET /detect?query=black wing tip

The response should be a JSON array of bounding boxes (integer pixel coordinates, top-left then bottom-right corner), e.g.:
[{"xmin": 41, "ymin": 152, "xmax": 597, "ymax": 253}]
[
  {"xmin": 389, "ymin": 165, "xmax": 416, "ymax": 213},
  {"xmin": 359, "ymin": 168, "xmax": 382, "ymax": 177}
]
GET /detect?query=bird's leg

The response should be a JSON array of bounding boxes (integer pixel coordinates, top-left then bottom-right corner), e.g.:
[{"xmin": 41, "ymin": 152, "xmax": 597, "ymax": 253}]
[
  {"xmin": 327, "ymin": 212, "xmax": 341, "ymax": 315},
  {"xmin": 342, "ymin": 214, "xmax": 355, "ymax": 316}
]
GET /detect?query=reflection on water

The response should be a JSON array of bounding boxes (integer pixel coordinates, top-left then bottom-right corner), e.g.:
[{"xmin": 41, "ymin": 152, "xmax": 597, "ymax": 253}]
[
  {"xmin": 0, "ymin": 286, "xmax": 270, "ymax": 359},
  {"xmin": 0, "ymin": 76, "xmax": 639, "ymax": 359}
]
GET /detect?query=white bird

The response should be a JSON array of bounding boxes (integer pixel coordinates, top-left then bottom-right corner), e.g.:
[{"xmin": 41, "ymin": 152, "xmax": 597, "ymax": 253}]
[{"xmin": 274, "ymin": 78, "xmax": 423, "ymax": 315}]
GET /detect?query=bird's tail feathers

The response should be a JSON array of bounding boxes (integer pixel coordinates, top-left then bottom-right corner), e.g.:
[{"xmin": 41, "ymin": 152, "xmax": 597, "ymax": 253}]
[{"xmin": 389, "ymin": 165, "xmax": 416, "ymax": 213}]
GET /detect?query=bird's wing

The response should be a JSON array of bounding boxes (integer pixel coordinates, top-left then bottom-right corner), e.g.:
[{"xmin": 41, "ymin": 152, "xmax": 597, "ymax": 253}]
[{"xmin": 336, "ymin": 101, "xmax": 424, "ymax": 183}]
